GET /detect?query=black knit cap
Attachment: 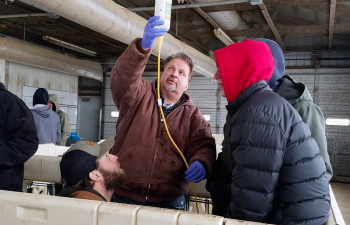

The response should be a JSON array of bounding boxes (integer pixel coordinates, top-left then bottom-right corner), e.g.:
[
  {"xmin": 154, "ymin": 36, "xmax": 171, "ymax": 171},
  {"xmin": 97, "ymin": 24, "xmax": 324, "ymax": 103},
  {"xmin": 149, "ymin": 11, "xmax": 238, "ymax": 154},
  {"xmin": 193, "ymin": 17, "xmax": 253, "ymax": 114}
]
[{"xmin": 33, "ymin": 88, "xmax": 49, "ymax": 106}]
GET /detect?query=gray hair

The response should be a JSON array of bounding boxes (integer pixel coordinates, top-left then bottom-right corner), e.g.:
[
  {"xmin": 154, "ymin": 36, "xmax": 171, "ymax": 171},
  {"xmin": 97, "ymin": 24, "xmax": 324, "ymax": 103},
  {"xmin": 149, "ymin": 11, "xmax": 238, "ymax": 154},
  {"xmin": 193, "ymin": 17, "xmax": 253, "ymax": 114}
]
[{"xmin": 163, "ymin": 52, "xmax": 194, "ymax": 82}]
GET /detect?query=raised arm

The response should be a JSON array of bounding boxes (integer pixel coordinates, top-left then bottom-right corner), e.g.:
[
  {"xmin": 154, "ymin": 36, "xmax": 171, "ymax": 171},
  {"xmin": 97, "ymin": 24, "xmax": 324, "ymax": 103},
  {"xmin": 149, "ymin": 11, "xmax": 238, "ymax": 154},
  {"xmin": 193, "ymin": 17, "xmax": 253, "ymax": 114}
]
[{"xmin": 110, "ymin": 16, "xmax": 167, "ymax": 113}]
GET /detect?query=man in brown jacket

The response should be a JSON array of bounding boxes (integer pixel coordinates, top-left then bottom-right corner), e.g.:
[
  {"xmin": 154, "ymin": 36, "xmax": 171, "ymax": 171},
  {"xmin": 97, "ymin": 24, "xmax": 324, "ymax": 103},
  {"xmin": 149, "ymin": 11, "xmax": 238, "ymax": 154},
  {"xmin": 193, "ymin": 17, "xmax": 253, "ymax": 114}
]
[{"xmin": 110, "ymin": 16, "xmax": 216, "ymax": 210}]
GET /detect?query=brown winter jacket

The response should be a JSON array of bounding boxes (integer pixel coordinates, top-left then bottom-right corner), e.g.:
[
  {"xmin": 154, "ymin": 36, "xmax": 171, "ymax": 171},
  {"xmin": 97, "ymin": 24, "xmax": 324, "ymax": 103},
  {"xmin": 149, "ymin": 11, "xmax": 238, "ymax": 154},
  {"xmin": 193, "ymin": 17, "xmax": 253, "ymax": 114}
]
[{"xmin": 110, "ymin": 38, "xmax": 216, "ymax": 203}]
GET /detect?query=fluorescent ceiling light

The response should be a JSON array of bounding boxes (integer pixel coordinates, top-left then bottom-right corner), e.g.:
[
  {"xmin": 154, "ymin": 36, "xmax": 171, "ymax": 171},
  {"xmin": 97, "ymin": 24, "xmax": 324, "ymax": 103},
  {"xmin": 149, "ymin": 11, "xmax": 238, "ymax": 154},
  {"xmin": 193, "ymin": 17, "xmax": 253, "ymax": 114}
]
[
  {"xmin": 203, "ymin": 115, "xmax": 210, "ymax": 121},
  {"xmin": 326, "ymin": 118, "xmax": 350, "ymax": 126},
  {"xmin": 214, "ymin": 28, "xmax": 234, "ymax": 46},
  {"xmin": 43, "ymin": 36, "xmax": 97, "ymax": 56},
  {"xmin": 111, "ymin": 111, "xmax": 119, "ymax": 118}
]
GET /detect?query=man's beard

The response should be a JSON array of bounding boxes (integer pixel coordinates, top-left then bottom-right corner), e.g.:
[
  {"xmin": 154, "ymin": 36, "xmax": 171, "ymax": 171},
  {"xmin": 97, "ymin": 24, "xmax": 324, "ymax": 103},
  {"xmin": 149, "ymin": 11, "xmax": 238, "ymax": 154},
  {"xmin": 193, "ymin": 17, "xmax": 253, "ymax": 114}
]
[
  {"xmin": 163, "ymin": 79, "xmax": 176, "ymax": 92},
  {"xmin": 98, "ymin": 167, "xmax": 126, "ymax": 191}
]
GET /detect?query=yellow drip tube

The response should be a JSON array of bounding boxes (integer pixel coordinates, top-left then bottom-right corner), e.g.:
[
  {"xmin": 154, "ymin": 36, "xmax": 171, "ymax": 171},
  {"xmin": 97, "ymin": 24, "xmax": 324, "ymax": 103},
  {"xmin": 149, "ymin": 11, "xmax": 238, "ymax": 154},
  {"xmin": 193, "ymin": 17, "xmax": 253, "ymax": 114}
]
[{"xmin": 157, "ymin": 36, "xmax": 199, "ymax": 213}]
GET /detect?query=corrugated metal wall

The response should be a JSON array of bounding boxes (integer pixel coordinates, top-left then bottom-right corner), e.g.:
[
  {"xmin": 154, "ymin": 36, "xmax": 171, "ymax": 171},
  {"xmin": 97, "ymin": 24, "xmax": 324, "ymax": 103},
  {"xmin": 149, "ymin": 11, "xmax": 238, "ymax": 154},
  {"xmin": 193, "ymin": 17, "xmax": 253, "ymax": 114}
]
[
  {"xmin": 103, "ymin": 73, "xmax": 117, "ymax": 138},
  {"xmin": 7, "ymin": 62, "xmax": 78, "ymax": 97}
]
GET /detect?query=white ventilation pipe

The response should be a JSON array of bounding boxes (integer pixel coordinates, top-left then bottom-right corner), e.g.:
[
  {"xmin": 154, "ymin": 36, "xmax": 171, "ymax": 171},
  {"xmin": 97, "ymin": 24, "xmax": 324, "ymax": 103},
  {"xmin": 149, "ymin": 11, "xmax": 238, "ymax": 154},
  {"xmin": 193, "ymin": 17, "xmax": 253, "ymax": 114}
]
[
  {"xmin": 195, "ymin": 0, "xmax": 248, "ymax": 34},
  {"xmin": 0, "ymin": 37, "xmax": 103, "ymax": 81},
  {"xmin": 23, "ymin": 0, "xmax": 217, "ymax": 78}
]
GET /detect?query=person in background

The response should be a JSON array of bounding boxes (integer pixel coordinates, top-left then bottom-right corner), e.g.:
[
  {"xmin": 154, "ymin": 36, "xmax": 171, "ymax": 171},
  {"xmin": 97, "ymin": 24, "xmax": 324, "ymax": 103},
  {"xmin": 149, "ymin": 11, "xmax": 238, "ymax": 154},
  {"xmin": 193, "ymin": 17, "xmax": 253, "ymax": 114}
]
[
  {"xmin": 0, "ymin": 82, "xmax": 39, "ymax": 192},
  {"xmin": 31, "ymin": 88, "xmax": 61, "ymax": 145},
  {"xmin": 58, "ymin": 137, "xmax": 126, "ymax": 202},
  {"xmin": 212, "ymin": 39, "xmax": 329, "ymax": 224},
  {"xmin": 48, "ymin": 94, "xmax": 71, "ymax": 146},
  {"xmin": 109, "ymin": 16, "xmax": 216, "ymax": 210},
  {"xmin": 253, "ymin": 37, "xmax": 333, "ymax": 180}
]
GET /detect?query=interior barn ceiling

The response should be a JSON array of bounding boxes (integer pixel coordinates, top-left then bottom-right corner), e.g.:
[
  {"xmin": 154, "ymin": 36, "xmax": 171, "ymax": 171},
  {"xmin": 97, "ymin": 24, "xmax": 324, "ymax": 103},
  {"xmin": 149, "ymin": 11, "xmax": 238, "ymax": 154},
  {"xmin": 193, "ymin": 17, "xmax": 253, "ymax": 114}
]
[{"xmin": 1, "ymin": 0, "xmax": 350, "ymax": 68}]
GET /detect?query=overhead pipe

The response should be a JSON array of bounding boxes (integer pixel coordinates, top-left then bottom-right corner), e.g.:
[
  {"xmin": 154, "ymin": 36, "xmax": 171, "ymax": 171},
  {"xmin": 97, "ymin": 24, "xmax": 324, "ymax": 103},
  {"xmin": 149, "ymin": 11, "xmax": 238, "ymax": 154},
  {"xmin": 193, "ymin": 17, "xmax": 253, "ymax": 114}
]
[
  {"xmin": 0, "ymin": 37, "xmax": 103, "ymax": 81},
  {"xmin": 131, "ymin": 0, "xmax": 261, "ymax": 11},
  {"xmin": 193, "ymin": 0, "xmax": 249, "ymax": 43},
  {"xmin": 23, "ymin": 0, "xmax": 217, "ymax": 78},
  {"xmin": 0, "ymin": 13, "xmax": 58, "ymax": 19}
]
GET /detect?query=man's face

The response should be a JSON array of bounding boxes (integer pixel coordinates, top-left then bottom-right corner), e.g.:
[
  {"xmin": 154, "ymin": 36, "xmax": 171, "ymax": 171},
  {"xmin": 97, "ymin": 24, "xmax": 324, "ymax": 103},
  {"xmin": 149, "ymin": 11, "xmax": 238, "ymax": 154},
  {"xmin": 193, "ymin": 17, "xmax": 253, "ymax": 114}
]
[
  {"xmin": 160, "ymin": 58, "xmax": 190, "ymax": 95},
  {"xmin": 47, "ymin": 101, "xmax": 53, "ymax": 109},
  {"xmin": 97, "ymin": 153, "xmax": 126, "ymax": 190},
  {"xmin": 214, "ymin": 69, "xmax": 225, "ymax": 97}
]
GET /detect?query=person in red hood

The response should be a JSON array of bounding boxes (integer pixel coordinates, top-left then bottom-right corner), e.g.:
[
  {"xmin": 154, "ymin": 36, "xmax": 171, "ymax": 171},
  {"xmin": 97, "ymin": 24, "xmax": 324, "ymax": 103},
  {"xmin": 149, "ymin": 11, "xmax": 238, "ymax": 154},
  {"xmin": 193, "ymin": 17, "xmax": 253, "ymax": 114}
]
[{"xmin": 211, "ymin": 39, "xmax": 330, "ymax": 224}]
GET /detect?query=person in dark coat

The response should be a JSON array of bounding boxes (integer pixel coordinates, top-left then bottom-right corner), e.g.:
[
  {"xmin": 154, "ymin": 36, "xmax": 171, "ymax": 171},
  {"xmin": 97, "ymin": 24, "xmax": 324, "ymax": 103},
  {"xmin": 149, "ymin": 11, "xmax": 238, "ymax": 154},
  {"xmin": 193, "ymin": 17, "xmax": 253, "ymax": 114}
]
[
  {"xmin": 207, "ymin": 38, "xmax": 333, "ymax": 218},
  {"xmin": 253, "ymin": 38, "xmax": 333, "ymax": 180},
  {"xmin": 31, "ymin": 88, "xmax": 61, "ymax": 145},
  {"xmin": 212, "ymin": 40, "xmax": 330, "ymax": 224},
  {"xmin": 0, "ymin": 82, "xmax": 39, "ymax": 191}
]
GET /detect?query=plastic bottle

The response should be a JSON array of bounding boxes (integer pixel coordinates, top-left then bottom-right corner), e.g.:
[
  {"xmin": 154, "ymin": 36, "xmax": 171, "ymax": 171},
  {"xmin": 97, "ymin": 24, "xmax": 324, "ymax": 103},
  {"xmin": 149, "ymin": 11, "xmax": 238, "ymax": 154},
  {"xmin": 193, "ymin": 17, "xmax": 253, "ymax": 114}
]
[{"xmin": 154, "ymin": 0, "xmax": 172, "ymax": 31}]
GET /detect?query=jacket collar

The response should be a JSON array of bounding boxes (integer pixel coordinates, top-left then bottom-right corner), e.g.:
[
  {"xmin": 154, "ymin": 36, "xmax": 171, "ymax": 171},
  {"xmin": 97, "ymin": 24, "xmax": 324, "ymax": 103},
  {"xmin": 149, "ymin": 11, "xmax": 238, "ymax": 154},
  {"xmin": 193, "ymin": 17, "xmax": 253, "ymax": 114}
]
[
  {"xmin": 226, "ymin": 80, "xmax": 270, "ymax": 116},
  {"xmin": 278, "ymin": 75, "xmax": 312, "ymax": 104}
]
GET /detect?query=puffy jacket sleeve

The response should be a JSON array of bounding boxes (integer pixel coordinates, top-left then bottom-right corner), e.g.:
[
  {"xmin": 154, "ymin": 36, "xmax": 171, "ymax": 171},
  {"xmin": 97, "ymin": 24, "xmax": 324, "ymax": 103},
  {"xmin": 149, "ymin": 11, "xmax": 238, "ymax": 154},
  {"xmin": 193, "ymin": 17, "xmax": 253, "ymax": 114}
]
[
  {"xmin": 298, "ymin": 103, "xmax": 333, "ymax": 180},
  {"xmin": 226, "ymin": 108, "xmax": 284, "ymax": 222},
  {"xmin": 277, "ymin": 120, "xmax": 330, "ymax": 224},
  {"xmin": 110, "ymin": 38, "xmax": 152, "ymax": 117},
  {"xmin": 186, "ymin": 107, "xmax": 216, "ymax": 176},
  {"xmin": 0, "ymin": 97, "xmax": 39, "ymax": 167}
]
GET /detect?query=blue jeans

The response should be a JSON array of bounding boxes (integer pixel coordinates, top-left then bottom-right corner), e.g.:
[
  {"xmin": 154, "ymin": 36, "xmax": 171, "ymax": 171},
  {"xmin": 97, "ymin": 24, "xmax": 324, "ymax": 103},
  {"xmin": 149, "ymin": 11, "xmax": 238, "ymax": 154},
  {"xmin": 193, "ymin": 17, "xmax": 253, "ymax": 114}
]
[{"xmin": 112, "ymin": 194, "xmax": 186, "ymax": 211}]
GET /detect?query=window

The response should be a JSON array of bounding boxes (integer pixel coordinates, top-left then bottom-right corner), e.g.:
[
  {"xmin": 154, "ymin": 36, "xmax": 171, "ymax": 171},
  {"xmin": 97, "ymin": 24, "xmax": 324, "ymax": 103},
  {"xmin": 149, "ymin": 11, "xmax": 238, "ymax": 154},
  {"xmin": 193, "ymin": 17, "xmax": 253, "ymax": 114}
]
[
  {"xmin": 203, "ymin": 115, "xmax": 210, "ymax": 121},
  {"xmin": 111, "ymin": 111, "xmax": 119, "ymax": 118},
  {"xmin": 326, "ymin": 118, "xmax": 350, "ymax": 126}
]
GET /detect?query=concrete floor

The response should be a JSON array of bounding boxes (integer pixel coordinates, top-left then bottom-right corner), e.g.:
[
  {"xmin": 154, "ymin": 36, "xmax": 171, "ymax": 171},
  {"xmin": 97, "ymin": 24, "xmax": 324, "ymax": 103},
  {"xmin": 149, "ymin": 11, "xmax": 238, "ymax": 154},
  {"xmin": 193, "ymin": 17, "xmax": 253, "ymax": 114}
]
[{"xmin": 331, "ymin": 181, "xmax": 350, "ymax": 224}]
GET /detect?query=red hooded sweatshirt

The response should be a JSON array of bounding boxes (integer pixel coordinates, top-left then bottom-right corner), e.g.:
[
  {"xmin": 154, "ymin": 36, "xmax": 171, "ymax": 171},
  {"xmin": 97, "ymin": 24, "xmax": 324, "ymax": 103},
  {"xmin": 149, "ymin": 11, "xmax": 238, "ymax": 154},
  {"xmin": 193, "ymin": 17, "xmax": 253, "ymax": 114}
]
[{"xmin": 214, "ymin": 39, "xmax": 275, "ymax": 102}]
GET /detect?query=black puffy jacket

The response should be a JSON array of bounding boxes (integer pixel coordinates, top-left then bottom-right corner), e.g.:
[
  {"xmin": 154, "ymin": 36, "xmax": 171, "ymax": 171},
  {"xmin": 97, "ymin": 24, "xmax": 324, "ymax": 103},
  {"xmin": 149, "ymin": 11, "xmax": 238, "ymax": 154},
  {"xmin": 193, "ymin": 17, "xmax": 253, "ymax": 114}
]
[
  {"xmin": 226, "ymin": 81, "xmax": 330, "ymax": 225},
  {"xmin": 0, "ymin": 83, "xmax": 38, "ymax": 191}
]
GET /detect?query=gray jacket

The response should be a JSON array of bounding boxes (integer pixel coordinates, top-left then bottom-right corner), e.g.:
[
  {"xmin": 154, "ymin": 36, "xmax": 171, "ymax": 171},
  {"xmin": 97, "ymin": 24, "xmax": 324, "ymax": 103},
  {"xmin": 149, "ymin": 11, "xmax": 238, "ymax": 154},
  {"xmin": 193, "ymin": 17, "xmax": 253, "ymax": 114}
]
[
  {"xmin": 31, "ymin": 106, "xmax": 61, "ymax": 145},
  {"xmin": 48, "ymin": 94, "xmax": 71, "ymax": 146},
  {"xmin": 276, "ymin": 75, "xmax": 333, "ymax": 180}
]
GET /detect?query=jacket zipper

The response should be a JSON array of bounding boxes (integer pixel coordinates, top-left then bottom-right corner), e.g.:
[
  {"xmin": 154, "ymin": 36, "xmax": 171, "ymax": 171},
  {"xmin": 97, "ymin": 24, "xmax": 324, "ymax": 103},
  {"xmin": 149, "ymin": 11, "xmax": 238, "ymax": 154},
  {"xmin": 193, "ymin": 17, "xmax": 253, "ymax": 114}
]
[
  {"xmin": 144, "ymin": 97, "xmax": 187, "ymax": 202},
  {"xmin": 146, "ymin": 124, "xmax": 163, "ymax": 203}
]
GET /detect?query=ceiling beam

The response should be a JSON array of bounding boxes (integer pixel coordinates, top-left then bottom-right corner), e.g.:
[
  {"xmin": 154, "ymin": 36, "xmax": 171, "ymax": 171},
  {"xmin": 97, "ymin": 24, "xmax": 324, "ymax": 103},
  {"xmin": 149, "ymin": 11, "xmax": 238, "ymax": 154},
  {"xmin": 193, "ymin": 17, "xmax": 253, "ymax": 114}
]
[
  {"xmin": 185, "ymin": 3, "xmax": 257, "ymax": 14},
  {"xmin": 183, "ymin": 0, "xmax": 237, "ymax": 45},
  {"xmin": 184, "ymin": 0, "xmax": 220, "ymax": 29},
  {"xmin": 271, "ymin": 7, "xmax": 282, "ymax": 21},
  {"xmin": 263, "ymin": 0, "xmax": 350, "ymax": 7},
  {"xmin": 293, "ymin": 6, "xmax": 299, "ymax": 20},
  {"xmin": 303, "ymin": 4, "xmax": 350, "ymax": 19},
  {"xmin": 243, "ymin": 10, "xmax": 266, "ymax": 27},
  {"xmin": 274, "ymin": 14, "xmax": 310, "ymax": 26},
  {"xmin": 191, "ymin": 0, "xmax": 349, "ymax": 13},
  {"xmin": 223, "ymin": 23, "xmax": 350, "ymax": 37},
  {"xmin": 259, "ymin": 3, "xmax": 286, "ymax": 50},
  {"xmin": 328, "ymin": 0, "xmax": 337, "ymax": 51}
]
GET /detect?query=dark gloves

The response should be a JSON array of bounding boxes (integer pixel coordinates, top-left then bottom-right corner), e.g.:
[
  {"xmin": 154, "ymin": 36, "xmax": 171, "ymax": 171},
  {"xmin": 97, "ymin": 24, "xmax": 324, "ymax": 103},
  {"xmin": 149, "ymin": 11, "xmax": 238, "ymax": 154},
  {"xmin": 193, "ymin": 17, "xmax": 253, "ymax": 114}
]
[
  {"xmin": 185, "ymin": 161, "xmax": 206, "ymax": 183},
  {"xmin": 140, "ymin": 16, "xmax": 168, "ymax": 49}
]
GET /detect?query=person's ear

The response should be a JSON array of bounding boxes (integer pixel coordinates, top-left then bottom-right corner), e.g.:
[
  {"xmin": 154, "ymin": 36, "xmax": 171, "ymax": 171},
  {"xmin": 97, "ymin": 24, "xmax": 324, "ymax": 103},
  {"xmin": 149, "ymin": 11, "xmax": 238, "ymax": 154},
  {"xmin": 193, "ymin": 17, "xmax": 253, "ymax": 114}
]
[
  {"xmin": 89, "ymin": 170, "xmax": 103, "ymax": 182},
  {"xmin": 185, "ymin": 81, "xmax": 190, "ymax": 92}
]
